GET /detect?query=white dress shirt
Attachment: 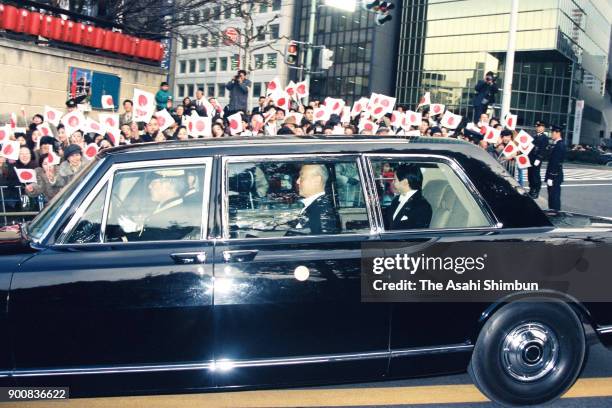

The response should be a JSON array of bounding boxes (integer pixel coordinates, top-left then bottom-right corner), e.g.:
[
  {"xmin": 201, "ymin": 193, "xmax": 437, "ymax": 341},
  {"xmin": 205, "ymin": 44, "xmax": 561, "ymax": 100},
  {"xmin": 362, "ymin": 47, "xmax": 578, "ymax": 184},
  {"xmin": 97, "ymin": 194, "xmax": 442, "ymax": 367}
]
[{"xmin": 393, "ymin": 190, "xmax": 417, "ymax": 220}]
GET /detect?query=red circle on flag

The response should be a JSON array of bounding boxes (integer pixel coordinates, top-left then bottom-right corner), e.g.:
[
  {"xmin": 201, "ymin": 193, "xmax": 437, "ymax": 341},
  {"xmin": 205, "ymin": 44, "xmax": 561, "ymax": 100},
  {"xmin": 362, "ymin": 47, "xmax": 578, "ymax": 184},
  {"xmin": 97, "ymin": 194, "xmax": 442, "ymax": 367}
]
[
  {"xmin": 316, "ymin": 110, "xmax": 324, "ymax": 118},
  {"xmin": 106, "ymin": 96, "xmax": 113, "ymax": 106},
  {"xmin": 0, "ymin": 130, "xmax": 5, "ymax": 140},
  {"xmin": 419, "ymin": 97, "xmax": 425, "ymax": 105},
  {"xmin": 505, "ymin": 145, "xmax": 513, "ymax": 153},
  {"xmin": 520, "ymin": 136, "xmax": 528, "ymax": 144},
  {"xmin": 268, "ymin": 81, "xmax": 277, "ymax": 90},
  {"xmin": 91, "ymin": 123, "xmax": 100, "ymax": 131},
  {"xmin": 355, "ymin": 103, "xmax": 362, "ymax": 112},
  {"xmin": 365, "ymin": 123, "xmax": 373, "ymax": 131},
  {"xmin": 138, "ymin": 94, "xmax": 148, "ymax": 107},
  {"xmin": 433, "ymin": 106, "xmax": 441, "ymax": 113},
  {"xmin": 381, "ymin": 99, "xmax": 390, "ymax": 108},
  {"xmin": 508, "ymin": 118, "xmax": 514, "ymax": 127},
  {"xmin": 47, "ymin": 154, "xmax": 54, "ymax": 164},
  {"xmin": 518, "ymin": 156, "xmax": 527, "ymax": 164},
  {"xmin": 196, "ymin": 121, "xmax": 205, "ymax": 132},
  {"xmin": 230, "ymin": 120, "xmax": 238, "ymax": 130},
  {"xmin": 4, "ymin": 145, "xmax": 13, "ymax": 155},
  {"xmin": 278, "ymin": 98, "xmax": 286, "ymax": 106},
  {"xmin": 41, "ymin": 127, "xmax": 49, "ymax": 135},
  {"xmin": 374, "ymin": 107, "xmax": 383, "ymax": 115},
  {"xmin": 21, "ymin": 171, "xmax": 33, "ymax": 181},
  {"xmin": 448, "ymin": 117, "xmax": 455, "ymax": 125},
  {"xmin": 373, "ymin": 97, "xmax": 380, "ymax": 104},
  {"xmin": 480, "ymin": 127, "xmax": 487, "ymax": 135},
  {"xmin": 297, "ymin": 84, "xmax": 306, "ymax": 94},
  {"xmin": 85, "ymin": 146, "xmax": 97, "ymax": 157},
  {"xmin": 287, "ymin": 88, "xmax": 294, "ymax": 96},
  {"xmin": 48, "ymin": 111, "xmax": 56, "ymax": 120},
  {"xmin": 68, "ymin": 117, "xmax": 79, "ymax": 127},
  {"xmin": 410, "ymin": 114, "xmax": 416, "ymax": 122},
  {"xmin": 333, "ymin": 102, "xmax": 340, "ymax": 111},
  {"xmin": 188, "ymin": 121, "xmax": 193, "ymax": 132},
  {"xmin": 391, "ymin": 114, "xmax": 397, "ymax": 123},
  {"xmin": 106, "ymin": 118, "xmax": 115, "ymax": 127},
  {"xmin": 157, "ymin": 116, "xmax": 166, "ymax": 127}
]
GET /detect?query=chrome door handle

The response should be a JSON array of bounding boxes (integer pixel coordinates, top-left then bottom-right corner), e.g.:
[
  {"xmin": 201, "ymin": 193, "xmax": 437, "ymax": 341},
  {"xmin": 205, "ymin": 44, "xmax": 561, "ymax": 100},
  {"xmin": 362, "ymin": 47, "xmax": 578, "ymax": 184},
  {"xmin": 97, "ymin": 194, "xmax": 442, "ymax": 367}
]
[
  {"xmin": 170, "ymin": 252, "xmax": 207, "ymax": 264},
  {"xmin": 223, "ymin": 250, "xmax": 259, "ymax": 262}
]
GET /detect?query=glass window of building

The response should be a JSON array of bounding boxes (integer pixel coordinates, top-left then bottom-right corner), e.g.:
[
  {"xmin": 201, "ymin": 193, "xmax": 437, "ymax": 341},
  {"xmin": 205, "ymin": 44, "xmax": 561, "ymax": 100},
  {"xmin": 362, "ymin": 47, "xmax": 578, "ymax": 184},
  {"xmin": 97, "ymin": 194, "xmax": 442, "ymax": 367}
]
[
  {"xmin": 179, "ymin": 60, "xmax": 186, "ymax": 74},
  {"xmin": 210, "ymin": 35, "xmax": 219, "ymax": 47},
  {"xmin": 220, "ymin": 57, "xmax": 228, "ymax": 71},
  {"xmin": 189, "ymin": 60, "xmax": 196, "ymax": 73},
  {"xmin": 177, "ymin": 84, "xmax": 185, "ymax": 98},
  {"xmin": 269, "ymin": 24, "xmax": 280, "ymax": 40},
  {"xmin": 257, "ymin": 26, "xmax": 265, "ymax": 41},
  {"xmin": 259, "ymin": 2, "xmax": 268, "ymax": 13},
  {"xmin": 198, "ymin": 59, "xmax": 206, "ymax": 72},
  {"xmin": 181, "ymin": 36, "xmax": 188, "ymax": 50},
  {"xmin": 191, "ymin": 35, "xmax": 198, "ymax": 48},
  {"xmin": 217, "ymin": 84, "xmax": 226, "ymax": 97},
  {"xmin": 200, "ymin": 33, "xmax": 208, "ymax": 47},
  {"xmin": 213, "ymin": 6, "xmax": 221, "ymax": 20},
  {"xmin": 187, "ymin": 84, "xmax": 194, "ymax": 97},
  {"xmin": 224, "ymin": 7, "xmax": 232, "ymax": 19},
  {"xmin": 254, "ymin": 54, "xmax": 264, "ymax": 70},
  {"xmin": 253, "ymin": 82, "xmax": 262, "ymax": 97},
  {"xmin": 196, "ymin": 83, "xmax": 204, "ymax": 93},
  {"xmin": 267, "ymin": 53, "xmax": 277, "ymax": 69},
  {"xmin": 207, "ymin": 84, "xmax": 215, "ymax": 97},
  {"xmin": 231, "ymin": 54, "xmax": 240, "ymax": 70},
  {"xmin": 272, "ymin": 0, "xmax": 281, "ymax": 11},
  {"xmin": 192, "ymin": 10, "xmax": 200, "ymax": 24},
  {"xmin": 209, "ymin": 58, "xmax": 217, "ymax": 72},
  {"xmin": 202, "ymin": 8, "xmax": 211, "ymax": 20}
]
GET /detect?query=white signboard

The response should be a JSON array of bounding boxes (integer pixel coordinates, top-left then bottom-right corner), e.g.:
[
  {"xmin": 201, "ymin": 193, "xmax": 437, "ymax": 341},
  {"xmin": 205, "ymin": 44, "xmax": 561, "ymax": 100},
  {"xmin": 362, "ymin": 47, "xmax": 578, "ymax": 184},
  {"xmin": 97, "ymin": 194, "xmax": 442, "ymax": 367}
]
[{"xmin": 572, "ymin": 99, "xmax": 584, "ymax": 145}]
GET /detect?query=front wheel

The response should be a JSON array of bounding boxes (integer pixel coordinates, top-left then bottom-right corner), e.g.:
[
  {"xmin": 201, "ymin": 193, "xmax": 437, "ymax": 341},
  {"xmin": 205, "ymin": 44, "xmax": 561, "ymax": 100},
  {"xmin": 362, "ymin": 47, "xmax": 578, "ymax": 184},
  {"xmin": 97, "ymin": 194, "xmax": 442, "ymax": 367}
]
[{"xmin": 469, "ymin": 300, "xmax": 586, "ymax": 406}]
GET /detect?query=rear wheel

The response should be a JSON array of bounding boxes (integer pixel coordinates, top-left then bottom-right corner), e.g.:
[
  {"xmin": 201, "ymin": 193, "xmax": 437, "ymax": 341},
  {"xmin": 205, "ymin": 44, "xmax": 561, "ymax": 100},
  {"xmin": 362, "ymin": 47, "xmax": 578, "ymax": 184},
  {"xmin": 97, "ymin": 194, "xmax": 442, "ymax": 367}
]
[{"xmin": 469, "ymin": 300, "xmax": 585, "ymax": 406}]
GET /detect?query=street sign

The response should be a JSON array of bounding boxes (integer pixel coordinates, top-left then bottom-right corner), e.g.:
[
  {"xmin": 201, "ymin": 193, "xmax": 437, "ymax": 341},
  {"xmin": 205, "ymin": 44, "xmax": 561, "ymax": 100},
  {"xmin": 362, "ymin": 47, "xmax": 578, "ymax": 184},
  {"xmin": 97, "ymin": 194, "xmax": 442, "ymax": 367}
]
[
  {"xmin": 572, "ymin": 99, "xmax": 584, "ymax": 145},
  {"xmin": 223, "ymin": 27, "xmax": 239, "ymax": 46}
]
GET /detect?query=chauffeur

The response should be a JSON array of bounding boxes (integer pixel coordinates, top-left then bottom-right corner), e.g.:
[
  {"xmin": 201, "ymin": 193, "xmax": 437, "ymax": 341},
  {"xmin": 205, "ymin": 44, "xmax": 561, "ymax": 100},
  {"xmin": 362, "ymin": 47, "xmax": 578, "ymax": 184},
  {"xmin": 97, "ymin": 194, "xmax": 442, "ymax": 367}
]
[{"xmin": 545, "ymin": 125, "xmax": 566, "ymax": 212}]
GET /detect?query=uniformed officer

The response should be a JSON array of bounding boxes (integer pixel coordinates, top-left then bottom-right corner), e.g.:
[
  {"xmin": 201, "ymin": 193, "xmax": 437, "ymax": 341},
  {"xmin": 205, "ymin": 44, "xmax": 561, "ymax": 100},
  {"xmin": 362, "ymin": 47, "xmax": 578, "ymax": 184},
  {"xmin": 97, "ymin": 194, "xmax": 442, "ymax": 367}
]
[
  {"xmin": 545, "ymin": 125, "xmax": 566, "ymax": 211},
  {"xmin": 528, "ymin": 120, "xmax": 549, "ymax": 198}
]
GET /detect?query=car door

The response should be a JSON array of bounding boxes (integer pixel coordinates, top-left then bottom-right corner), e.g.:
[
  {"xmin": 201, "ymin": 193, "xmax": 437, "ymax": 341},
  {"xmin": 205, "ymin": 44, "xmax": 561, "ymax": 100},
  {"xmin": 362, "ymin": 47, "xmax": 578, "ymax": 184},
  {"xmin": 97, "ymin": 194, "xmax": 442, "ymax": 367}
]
[
  {"xmin": 212, "ymin": 154, "xmax": 390, "ymax": 387},
  {"xmin": 9, "ymin": 158, "xmax": 216, "ymax": 388},
  {"xmin": 364, "ymin": 154, "xmax": 501, "ymax": 378}
]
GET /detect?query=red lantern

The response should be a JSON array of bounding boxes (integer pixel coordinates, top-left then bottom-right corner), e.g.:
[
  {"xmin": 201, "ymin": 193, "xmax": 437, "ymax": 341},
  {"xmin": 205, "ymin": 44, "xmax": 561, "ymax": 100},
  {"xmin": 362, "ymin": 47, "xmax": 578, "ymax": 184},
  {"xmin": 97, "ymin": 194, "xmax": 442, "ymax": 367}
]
[
  {"xmin": 103, "ymin": 30, "xmax": 121, "ymax": 53},
  {"xmin": 145, "ymin": 39, "xmax": 157, "ymax": 60},
  {"xmin": 121, "ymin": 35, "xmax": 137, "ymax": 55},
  {"xmin": 111, "ymin": 32, "xmax": 124, "ymax": 53},
  {"xmin": 134, "ymin": 38, "xmax": 147, "ymax": 59},
  {"xmin": 15, "ymin": 8, "xmax": 29, "ymax": 33},
  {"xmin": 60, "ymin": 19, "xmax": 74, "ymax": 42},
  {"xmin": 153, "ymin": 42, "xmax": 165, "ymax": 61},
  {"xmin": 92, "ymin": 27, "xmax": 105, "ymax": 48},
  {"xmin": 26, "ymin": 11, "xmax": 42, "ymax": 36},
  {"xmin": 69, "ymin": 23, "xmax": 85, "ymax": 45},
  {"xmin": 1, "ymin": 4, "xmax": 18, "ymax": 31},
  {"xmin": 47, "ymin": 16, "xmax": 63, "ymax": 40}
]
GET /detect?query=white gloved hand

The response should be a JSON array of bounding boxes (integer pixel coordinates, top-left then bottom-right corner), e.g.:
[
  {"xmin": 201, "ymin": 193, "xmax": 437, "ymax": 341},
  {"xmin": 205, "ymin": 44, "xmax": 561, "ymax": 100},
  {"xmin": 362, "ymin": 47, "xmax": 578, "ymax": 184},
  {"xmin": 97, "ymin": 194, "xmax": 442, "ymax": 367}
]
[
  {"xmin": 118, "ymin": 215, "xmax": 139, "ymax": 233},
  {"xmin": 534, "ymin": 160, "xmax": 541, "ymax": 166},
  {"xmin": 546, "ymin": 179, "xmax": 553, "ymax": 187}
]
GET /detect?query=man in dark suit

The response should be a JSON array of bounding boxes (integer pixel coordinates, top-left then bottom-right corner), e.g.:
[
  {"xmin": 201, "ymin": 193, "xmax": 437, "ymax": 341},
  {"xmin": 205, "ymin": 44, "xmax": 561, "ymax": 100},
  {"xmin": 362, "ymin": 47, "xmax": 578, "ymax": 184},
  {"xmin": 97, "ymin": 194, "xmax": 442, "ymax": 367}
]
[
  {"xmin": 384, "ymin": 164, "xmax": 432, "ymax": 230},
  {"xmin": 545, "ymin": 125, "xmax": 566, "ymax": 212},
  {"xmin": 472, "ymin": 71, "xmax": 499, "ymax": 122},
  {"xmin": 528, "ymin": 120, "xmax": 549, "ymax": 198},
  {"xmin": 251, "ymin": 96, "xmax": 267, "ymax": 116},
  {"xmin": 288, "ymin": 164, "xmax": 341, "ymax": 235}
]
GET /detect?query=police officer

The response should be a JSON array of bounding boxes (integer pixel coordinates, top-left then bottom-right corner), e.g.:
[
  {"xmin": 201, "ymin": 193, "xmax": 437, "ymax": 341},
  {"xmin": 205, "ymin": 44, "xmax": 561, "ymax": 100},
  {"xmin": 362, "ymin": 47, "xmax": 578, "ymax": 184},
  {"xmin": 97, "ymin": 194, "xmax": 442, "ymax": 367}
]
[
  {"xmin": 545, "ymin": 125, "xmax": 566, "ymax": 211},
  {"xmin": 528, "ymin": 120, "xmax": 549, "ymax": 198}
]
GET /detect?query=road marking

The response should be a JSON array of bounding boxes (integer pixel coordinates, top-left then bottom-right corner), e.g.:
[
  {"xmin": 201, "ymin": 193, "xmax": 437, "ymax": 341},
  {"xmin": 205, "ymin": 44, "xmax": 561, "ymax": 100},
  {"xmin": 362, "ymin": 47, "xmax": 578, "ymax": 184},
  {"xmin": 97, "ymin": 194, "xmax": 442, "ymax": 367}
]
[
  {"xmin": 16, "ymin": 377, "xmax": 612, "ymax": 407},
  {"xmin": 559, "ymin": 183, "xmax": 612, "ymax": 187}
]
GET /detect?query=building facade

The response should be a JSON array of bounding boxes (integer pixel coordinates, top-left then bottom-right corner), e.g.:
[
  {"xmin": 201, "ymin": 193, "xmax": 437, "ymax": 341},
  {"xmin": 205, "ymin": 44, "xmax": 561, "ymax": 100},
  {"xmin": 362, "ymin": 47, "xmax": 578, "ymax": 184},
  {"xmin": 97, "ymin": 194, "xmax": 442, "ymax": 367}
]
[
  {"xmin": 396, "ymin": 0, "xmax": 612, "ymax": 145},
  {"xmin": 292, "ymin": 0, "xmax": 401, "ymax": 104},
  {"xmin": 173, "ymin": 0, "xmax": 293, "ymax": 111}
]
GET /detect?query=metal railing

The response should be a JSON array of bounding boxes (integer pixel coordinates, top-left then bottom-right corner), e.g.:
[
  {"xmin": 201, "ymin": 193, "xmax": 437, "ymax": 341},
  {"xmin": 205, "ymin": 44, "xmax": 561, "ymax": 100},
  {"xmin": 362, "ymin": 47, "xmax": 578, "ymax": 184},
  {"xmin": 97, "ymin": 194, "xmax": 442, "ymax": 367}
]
[{"xmin": 0, "ymin": 185, "xmax": 43, "ymax": 227}]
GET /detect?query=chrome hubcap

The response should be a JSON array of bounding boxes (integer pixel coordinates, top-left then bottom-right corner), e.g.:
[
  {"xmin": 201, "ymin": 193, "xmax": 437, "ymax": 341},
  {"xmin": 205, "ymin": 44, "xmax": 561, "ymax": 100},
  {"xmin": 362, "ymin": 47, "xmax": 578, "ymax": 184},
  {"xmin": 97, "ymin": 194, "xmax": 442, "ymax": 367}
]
[{"xmin": 501, "ymin": 322, "xmax": 559, "ymax": 382}]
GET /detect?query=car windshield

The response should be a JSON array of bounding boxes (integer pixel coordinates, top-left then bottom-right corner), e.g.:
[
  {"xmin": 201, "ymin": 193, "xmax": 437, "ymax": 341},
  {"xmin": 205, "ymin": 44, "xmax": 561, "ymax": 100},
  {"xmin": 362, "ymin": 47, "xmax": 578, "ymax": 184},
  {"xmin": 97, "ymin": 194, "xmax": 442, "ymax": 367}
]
[{"xmin": 27, "ymin": 157, "xmax": 101, "ymax": 242}]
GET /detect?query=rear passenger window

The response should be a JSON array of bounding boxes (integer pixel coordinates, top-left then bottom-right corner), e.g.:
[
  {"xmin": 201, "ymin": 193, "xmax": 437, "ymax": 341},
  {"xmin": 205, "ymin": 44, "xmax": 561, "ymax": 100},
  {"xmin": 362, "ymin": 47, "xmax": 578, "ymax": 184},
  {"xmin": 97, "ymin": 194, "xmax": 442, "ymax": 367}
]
[
  {"xmin": 371, "ymin": 160, "xmax": 491, "ymax": 230},
  {"xmin": 226, "ymin": 158, "xmax": 370, "ymax": 239}
]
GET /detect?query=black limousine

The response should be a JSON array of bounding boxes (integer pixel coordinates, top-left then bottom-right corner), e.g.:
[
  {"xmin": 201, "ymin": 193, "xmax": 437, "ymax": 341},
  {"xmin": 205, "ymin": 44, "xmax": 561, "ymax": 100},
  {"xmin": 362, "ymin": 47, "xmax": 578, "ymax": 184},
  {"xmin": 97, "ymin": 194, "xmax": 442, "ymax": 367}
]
[{"xmin": 1, "ymin": 136, "xmax": 611, "ymax": 406}]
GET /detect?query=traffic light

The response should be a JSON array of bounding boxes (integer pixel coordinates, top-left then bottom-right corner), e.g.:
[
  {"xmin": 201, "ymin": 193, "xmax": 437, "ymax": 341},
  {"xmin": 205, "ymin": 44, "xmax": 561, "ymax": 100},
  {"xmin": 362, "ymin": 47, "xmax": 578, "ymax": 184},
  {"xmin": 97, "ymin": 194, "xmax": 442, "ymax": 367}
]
[
  {"xmin": 320, "ymin": 47, "xmax": 334, "ymax": 69},
  {"xmin": 363, "ymin": 1, "xmax": 394, "ymax": 26},
  {"xmin": 285, "ymin": 41, "xmax": 299, "ymax": 65}
]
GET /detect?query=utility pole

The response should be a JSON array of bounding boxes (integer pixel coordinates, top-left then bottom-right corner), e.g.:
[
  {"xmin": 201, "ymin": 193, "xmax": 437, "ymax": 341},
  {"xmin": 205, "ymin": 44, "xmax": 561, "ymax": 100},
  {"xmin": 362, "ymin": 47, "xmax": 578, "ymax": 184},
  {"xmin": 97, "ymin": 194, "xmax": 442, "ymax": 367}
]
[
  {"xmin": 501, "ymin": 0, "xmax": 519, "ymax": 118},
  {"xmin": 303, "ymin": 0, "xmax": 317, "ymax": 104}
]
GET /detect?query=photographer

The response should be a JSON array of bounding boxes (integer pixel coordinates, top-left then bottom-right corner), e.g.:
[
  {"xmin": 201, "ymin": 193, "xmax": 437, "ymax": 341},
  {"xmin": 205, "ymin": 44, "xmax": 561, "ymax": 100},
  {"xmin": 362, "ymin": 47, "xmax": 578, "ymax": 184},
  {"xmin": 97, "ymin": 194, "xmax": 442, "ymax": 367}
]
[
  {"xmin": 472, "ymin": 71, "xmax": 499, "ymax": 122},
  {"xmin": 225, "ymin": 70, "xmax": 251, "ymax": 116}
]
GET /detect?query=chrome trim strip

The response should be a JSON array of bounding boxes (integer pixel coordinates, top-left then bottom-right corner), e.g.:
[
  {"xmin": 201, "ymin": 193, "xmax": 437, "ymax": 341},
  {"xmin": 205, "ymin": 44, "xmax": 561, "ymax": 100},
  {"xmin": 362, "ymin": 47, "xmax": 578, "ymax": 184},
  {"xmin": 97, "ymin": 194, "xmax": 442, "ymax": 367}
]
[
  {"xmin": 597, "ymin": 325, "xmax": 612, "ymax": 335},
  {"xmin": 5, "ymin": 343, "xmax": 472, "ymax": 377}
]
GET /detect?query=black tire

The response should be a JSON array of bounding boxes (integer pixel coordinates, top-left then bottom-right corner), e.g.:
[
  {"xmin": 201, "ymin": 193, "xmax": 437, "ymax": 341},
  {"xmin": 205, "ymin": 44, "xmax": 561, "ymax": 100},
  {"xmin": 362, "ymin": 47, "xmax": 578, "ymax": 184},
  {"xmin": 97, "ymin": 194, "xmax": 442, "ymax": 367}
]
[{"xmin": 468, "ymin": 300, "xmax": 586, "ymax": 407}]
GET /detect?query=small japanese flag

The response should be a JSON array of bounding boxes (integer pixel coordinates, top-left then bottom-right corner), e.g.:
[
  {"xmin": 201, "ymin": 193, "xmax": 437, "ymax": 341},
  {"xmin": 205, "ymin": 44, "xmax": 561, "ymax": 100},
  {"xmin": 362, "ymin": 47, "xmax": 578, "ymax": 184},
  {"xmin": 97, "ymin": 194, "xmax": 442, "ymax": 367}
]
[
  {"xmin": 518, "ymin": 142, "xmax": 534, "ymax": 155},
  {"xmin": 44, "ymin": 106, "xmax": 63, "ymax": 127},
  {"xmin": 155, "ymin": 109, "xmax": 176, "ymax": 132},
  {"xmin": 358, "ymin": 119, "xmax": 378, "ymax": 134},
  {"xmin": 105, "ymin": 127, "xmax": 121, "ymax": 146},
  {"xmin": 15, "ymin": 168, "xmax": 37, "ymax": 184},
  {"xmin": 503, "ymin": 112, "xmax": 518, "ymax": 130},
  {"xmin": 295, "ymin": 81, "xmax": 309, "ymax": 99},
  {"xmin": 271, "ymin": 90, "xmax": 291, "ymax": 113},
  {"xmin": 101, "ymin": 94, "xmax": 115, "ymax": 110},
  {"xmin": 37, "ymin": 122, "xmax": 53, "ymax": 138},
  {"xmin": 465, "ymin": 122, "xmax": 481, "ymax": 134},
  {"xmin": 285, "ymin": 81, "xmax": 297, "ymax": 99},
  {"xmin": 46, "ymin": 149, "xmax": 61, "ymax": 165},
  {"xmin": 483, "ymin": 126, "xmax": 501, "ymax": 144},
  {"xmin": 340, "ymin": 107, "xmax": 351, "ymax": 124},
  {"xmin": 417, "ymin": 92, "xmax": 431, "ymax": 109},
  {"xmin": 0, "ymin": 125, "xmax": 13, "ymax": 143},
  {"xmin": 251, "ymin": 114, "xmax": 265, "ymax": 133},
  {"xmin": 86, "ymin": 118, "xmax": 103, "ymax": 135},
  {"xmin": 263, "ymin": 108, "xmax": 276, "ymax": 124},
  {"xmin": 266, "ymin": 78, "xmax": 282, "ymax": 95},
  {"xmin": 61, "ymin": 110, "xmax": 86, "ymax": 136},
  {"xmin": 351, "ymin": 97, "xmax": 369, "ymax": 117},
  {"xmin": 375, "ymin": 94, "xmax": 396, "ymax": 114},
  {"xmin": 9, "ymin": 113, "xmax": 17, "ymax": 129},
  {"xmin": 324, "ymin": 97, "xmax": 345, "ymax": 116},
  {"xmin": 133, "ymin": 88, "xmax": 155, "ymax": 123},
  {"xmin": 84, "ymin": 143, "xmax": 99, "ymax": 160},
  {"xmin": 502, "ymin": 141, "xmax": 518, "ymax": 158},
  {"xmin": 188, "ymin": 115, "xmax": 212, "ymax": 137},
  {"xmin": 516, "ymin": 130, "xmax": 533, "ymax": 146},
  {"xmin": 227, "ymin": 112, "xmax": 244, "ymax": 136},
  {"xmin": 313, "ymin": 105, "xmax": 331, "ymax": 123},
  {"xmin": 1, "ymin": 140, "xmax": 20, "ymax": 160},
  {"xmin": 98, "ymin": 113, "xmax": 120, "ymax": 130},
  {"xmin": 440, "ymin": 111, "xmax": 462, "ymax": 129},
  {"xmin": 390, "ymin": 111, "xmax": 403, "ymax": 128},
  {"xmin": 516, "ymin": 154, "xmax": 531, "ymax": 169},
  {"xmin": 404, "ymin": 110, "xmax": 422, "ymax": 128},
  {"xmin": 430, "ymin": 104, "xmax": 445, "ymax": 116}
]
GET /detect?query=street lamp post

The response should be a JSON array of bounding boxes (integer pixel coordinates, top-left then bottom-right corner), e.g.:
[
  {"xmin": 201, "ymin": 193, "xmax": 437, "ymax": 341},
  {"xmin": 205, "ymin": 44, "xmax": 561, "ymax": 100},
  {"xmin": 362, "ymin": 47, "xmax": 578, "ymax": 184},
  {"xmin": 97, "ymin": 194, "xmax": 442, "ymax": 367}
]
[
  {"xmin": 303, "ymin": 0, "xmax": 318, "ymax": 105},
  {"xmin": 501, "ymin": 0, "xmax": 519, "ymax": 119}
]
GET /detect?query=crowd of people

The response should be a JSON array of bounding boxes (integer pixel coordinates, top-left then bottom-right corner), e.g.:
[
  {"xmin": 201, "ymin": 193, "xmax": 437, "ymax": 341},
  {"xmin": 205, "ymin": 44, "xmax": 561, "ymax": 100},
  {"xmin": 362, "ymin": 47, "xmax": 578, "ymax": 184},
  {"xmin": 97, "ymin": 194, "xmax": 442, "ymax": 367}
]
[{"xmin": 0, "ymin": 69, "xmax": 606, "ymax": 214}]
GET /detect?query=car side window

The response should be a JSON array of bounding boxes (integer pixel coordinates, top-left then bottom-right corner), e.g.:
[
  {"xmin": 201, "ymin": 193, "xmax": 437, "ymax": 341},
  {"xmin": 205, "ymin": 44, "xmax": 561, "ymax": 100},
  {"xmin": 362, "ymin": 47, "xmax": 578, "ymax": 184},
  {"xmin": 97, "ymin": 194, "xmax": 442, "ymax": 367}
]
[
  {"xmin": 371, "ymin": 159, "xmax": 491, "ymax": 230},
  {"xmin": 65, "ymin": 182, "xmax": 108, "ymax": 244},
  {"xmin": 226, "ymin": 159, "xmax": 370, "ymax": 239},
  {"xmin": 104, "ymin": 165, "xmax": 207, "ymax": 242}
]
